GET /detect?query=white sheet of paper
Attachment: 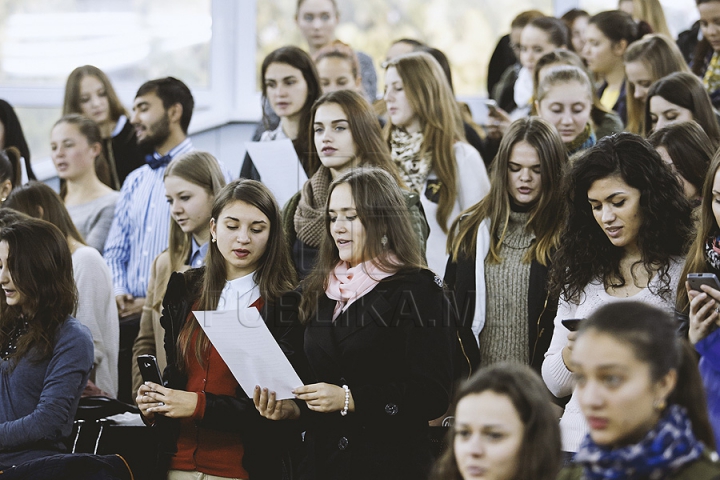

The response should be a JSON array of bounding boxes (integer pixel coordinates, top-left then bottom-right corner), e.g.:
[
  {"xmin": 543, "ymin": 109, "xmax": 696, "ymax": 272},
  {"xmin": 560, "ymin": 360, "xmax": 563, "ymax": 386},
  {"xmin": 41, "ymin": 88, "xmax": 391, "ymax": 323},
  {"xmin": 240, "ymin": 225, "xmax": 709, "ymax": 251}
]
[
  {"xmin": 194, "ymin": 309, "xmax": 303, "ymax": 400},
  {"xmin": 245, "ymin": 139, "xmax": 308, "ymax": 207}
]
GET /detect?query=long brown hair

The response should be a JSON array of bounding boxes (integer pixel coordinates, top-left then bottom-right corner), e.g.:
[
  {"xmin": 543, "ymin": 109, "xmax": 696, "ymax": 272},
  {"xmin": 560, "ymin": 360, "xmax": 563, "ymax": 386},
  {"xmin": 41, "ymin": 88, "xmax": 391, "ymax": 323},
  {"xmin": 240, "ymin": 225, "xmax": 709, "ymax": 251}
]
[
  {"xmin": 178, "ymin": 179, "xmax": 297, "ymax": 368},
  {"xmin": 4, "ymin": 181, "xmax": 86, "ymax": 245},
  {"xmin": 624, "ymin": 34, "xmax": 690, "ymax": 134},
  {"xmin": 678, "ymin": 149, "xmax": 720, "ymax": 314},
  {"xmin": 448, "ymin": 117, "xmax": 567, "ymax": 266},
  {"xmin": 644, "ymin": 72, "xmax": 720, "ymax": 145},
  {"xmin": 430, "ymin": 363, "xmax": 562, "ymax": 480},
  {"xmin": 309, "ymin": 90, "xmax": 404, "ymax": 185},
  {"xmin": 384, "ymin": 51, "xmax": 465, "ymax": 233},
  {"xmin": 648, "ymin": 121, "xmax": 714, "ymax": 202},
  {"xmin": 0, "ymin": 218, "xmax": 77, "ymax": 369},
  {"xmin": 300, "ymin": 168, "xmax": 424, "ymax": 323},
  {"xmin": 63, "ymin": 65, "xmax": 127, "ymax": 123}
]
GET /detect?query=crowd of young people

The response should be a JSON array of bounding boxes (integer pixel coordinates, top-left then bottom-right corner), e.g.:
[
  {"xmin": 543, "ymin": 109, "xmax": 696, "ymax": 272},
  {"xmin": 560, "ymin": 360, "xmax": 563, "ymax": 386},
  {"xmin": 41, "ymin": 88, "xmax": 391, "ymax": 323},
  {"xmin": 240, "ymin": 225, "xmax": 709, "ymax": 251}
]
[{"xmin": 3, "ymin": 0, "xmax": 720, "ymax": 479}]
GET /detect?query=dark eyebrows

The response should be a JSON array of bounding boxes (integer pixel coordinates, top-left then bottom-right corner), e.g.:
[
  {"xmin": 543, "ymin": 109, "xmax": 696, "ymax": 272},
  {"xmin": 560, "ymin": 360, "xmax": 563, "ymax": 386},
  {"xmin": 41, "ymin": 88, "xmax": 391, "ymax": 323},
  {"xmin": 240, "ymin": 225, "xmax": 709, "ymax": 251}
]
[
  {"xmin": 313, "ymin": 119, "xmax": 349, "ymax": 126},
  {"xmin": 587, "ymin": 192, "xmax": 626, "ymax": 203}
]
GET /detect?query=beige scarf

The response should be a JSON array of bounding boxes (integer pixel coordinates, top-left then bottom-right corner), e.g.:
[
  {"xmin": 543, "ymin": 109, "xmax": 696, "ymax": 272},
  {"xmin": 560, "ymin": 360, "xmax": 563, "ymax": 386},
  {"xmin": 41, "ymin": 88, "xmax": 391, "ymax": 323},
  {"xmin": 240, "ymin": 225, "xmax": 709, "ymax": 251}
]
[{"xmin": 294, "ymin": 167, "xmax": 332, "ymax": 248}]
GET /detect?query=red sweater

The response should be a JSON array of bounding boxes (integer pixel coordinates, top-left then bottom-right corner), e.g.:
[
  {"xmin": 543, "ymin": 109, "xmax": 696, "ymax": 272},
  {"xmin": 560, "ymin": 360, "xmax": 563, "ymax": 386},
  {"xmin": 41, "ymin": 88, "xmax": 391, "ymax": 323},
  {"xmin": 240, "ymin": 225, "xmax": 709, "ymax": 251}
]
[{"xmin": 170, "ymin": 298, "xmax": 264, "ymax": 478}]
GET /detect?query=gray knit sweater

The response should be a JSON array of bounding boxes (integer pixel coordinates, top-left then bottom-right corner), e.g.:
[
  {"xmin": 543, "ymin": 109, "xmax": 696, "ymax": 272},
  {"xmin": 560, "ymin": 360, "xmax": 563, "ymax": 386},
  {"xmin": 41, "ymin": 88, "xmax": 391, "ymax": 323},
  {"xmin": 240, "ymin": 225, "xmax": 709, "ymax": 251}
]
[{"xmin": 480, "ymin": 210, "xmax": 535, "ymax": 366}]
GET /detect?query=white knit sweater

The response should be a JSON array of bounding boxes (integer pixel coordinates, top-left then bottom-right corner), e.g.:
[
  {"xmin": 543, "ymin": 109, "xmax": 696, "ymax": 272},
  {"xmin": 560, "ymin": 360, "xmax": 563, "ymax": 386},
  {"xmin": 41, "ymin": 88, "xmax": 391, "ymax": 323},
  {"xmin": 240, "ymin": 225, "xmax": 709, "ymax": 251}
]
[{"xmin": 541, "ymin": 257, "xmax": 683, "ymax": 452}]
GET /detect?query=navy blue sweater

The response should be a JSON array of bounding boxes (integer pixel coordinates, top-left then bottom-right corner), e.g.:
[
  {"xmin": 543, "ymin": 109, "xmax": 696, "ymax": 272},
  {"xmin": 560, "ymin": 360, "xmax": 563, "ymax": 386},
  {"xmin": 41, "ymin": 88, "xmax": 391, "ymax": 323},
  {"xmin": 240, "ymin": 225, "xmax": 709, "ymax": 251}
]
[{"xmin": 0, "ymin": 317, "xmax": 93, "ymax": 468}]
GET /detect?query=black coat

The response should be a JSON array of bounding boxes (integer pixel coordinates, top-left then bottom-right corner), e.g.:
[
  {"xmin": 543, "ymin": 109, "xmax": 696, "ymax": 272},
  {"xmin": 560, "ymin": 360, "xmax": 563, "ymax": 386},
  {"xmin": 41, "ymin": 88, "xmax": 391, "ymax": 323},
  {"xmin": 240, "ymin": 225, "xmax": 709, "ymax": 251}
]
[
  {"xmin": 301, "ymin": 269, "xmax": 454, "ymax": 480},
  {"xmin": 154, "ymin": 268, "xmax": 305, "ymax": 480},
  {"xmin": 444, "ymin": 252, "xmax": 557, "ymax": 376}
]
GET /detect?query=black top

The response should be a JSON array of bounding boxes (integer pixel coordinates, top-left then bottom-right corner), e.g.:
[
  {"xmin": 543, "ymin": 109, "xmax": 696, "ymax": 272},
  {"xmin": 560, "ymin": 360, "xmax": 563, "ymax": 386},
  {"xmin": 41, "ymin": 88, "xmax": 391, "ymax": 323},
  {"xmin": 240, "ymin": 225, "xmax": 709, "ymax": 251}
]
[
  {"xmin": 301, "ymin": 269, "xmax": 454, "ymax": 480},
  {"xmin": 105, "ymin": 119, "xmax": 148, "ymax": 188}
]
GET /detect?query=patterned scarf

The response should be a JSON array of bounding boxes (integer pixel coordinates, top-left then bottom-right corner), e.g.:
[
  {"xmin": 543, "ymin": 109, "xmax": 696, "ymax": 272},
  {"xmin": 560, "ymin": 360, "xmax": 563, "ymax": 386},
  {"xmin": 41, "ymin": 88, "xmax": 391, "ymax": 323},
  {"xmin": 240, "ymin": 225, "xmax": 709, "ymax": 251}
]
[
  {"xmin": 705, "ymin": 234, "xmax": 720, "ymax": 272},
  {"xmin": 704, "ymin": 52, "xmax": 720, "ymax": 97},
  {"xmin": 390, "ymin": 128, "xmax": 432, "ymax": 194},
  {"xmin": 573, "ymin": 404, "xmax": 704, "ymax": 480},
  {"xmin": 294, "ymin": 167, "xmax": 332, "ymax": 248},
  {"xmin": 566, "ymin": 123, "xmax": 596, "ymax": 157}
]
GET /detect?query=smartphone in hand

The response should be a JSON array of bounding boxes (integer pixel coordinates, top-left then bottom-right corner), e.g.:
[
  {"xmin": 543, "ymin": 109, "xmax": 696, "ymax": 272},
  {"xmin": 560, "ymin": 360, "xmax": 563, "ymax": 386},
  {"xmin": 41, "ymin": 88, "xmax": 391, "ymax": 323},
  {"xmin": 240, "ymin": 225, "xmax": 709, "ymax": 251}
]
[
  {"xmin": 137, "ymin": 354, "xmax": 163, "ymax": 385},
  {"xmin": 561, "ymin": 318, "xmax": 584, "ymax": 332},
  {"xmin": 687, "ymin": 273, "xmax": 720, "ymax": 293}
]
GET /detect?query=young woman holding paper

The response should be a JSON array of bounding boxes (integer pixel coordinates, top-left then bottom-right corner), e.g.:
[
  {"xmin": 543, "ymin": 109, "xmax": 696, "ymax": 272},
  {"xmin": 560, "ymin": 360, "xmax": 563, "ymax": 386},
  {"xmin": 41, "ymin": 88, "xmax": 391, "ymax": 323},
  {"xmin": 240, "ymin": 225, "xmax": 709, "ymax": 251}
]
[
  {"xmin": 240, "ymin": 46, "xmax": 323, "ymax": 180},
  {"xmin": 135, "ymin": 179, "xmax": 303, "ymax": 479},
  {"xmin": 255, "ymin": 167, "xmax": 454, "ymax": 480}
]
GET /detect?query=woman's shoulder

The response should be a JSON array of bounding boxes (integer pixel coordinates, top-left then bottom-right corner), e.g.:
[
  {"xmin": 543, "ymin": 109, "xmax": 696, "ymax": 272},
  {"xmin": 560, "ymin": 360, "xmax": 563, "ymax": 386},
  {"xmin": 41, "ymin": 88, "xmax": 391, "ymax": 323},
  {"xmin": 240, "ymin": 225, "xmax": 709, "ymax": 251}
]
[
  {"xmin": 453, "ymin": 141, "xmax": 482, "ymax": 162},
  {"xmin": 669, "ymin": 450, "xmax": 720, "ymax": 479},
  {"xmin": 58, "ymin": 316, "xmax": 94, "ymax": 349},
  {"xmin": 72, "ymin": 245, "xmax": 109, "ymax": 268},
  {"xmin": 385, "ymin": 267, "xmax": 444, "ymax": 292},
  {"xmin": 152, "ymin": 249, "xmax": 172, "ymax": 270},
  {"xmin": 556, "ymin": 464, "xmax": 583, "ymax": 480},
  {"xmin": 260, "ymin": 124, "xmax": 285, "ymax": 142}
]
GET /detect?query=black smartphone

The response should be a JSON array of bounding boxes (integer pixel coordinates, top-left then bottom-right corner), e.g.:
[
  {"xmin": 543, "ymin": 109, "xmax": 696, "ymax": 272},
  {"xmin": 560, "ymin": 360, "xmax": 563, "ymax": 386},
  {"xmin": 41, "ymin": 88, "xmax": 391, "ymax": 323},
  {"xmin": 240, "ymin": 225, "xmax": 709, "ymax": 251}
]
[
  {"xmin": 561, "ymin": 318, "xmax": 584, "ymax": 332},
  {"xmin": 687, "ymin": 273, "xmax": 720, "ymax": 292},
  {"xmin": 137, "ymin": 354, "xmax": 163, "ymax": 385}
]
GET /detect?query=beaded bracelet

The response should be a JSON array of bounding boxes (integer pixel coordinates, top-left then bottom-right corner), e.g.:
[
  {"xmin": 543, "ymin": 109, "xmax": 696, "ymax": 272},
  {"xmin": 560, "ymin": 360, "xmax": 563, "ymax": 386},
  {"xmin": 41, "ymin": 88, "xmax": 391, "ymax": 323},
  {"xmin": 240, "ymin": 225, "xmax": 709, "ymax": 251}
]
[{"xmin": 341, "ymin": 385, "xmax": 350, "ymax": 416}]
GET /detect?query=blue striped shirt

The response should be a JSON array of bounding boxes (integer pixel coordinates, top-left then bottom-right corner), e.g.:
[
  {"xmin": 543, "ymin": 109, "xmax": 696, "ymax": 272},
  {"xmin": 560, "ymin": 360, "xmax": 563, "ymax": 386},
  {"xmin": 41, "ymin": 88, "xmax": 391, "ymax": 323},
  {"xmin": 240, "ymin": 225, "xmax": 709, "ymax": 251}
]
[{"xmin": 103, "ymin": 139, "xmax": 194, "ymax": 298}]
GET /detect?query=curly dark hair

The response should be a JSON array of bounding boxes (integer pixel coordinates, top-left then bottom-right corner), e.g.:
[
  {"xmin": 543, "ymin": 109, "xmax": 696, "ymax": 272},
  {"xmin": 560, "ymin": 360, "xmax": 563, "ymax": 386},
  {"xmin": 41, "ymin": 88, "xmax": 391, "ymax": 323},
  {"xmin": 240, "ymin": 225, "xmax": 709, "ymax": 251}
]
[{"xmin": 549, "ymin": 133, "xmax": 693, "ymax": 303}]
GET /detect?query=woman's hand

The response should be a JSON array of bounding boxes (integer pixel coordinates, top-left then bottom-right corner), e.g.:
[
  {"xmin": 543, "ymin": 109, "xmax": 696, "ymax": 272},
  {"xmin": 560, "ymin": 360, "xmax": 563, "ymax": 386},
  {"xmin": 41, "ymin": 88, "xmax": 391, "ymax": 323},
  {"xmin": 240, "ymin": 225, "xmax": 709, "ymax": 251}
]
[
  {"xmin": 561, "ymin": 331, "xmax": 578, "ymax": 372},
  {"xmin": 253, "ymin": 386, "xmax": 300, "ymax": 421},
  {"xmin": 293, "ymin": 383, "xmax": 354, "ymax": 413},
  {"xmin": 486, "ymin": 107, "xmax": 511, "ymax": 139},
  {"xmin": 136, "ymin": 383, "xmax": 161, "ymax": 421},
  {"xmin": 136, "ymin": 382, "xmax": 198, "ymax": 419},
  {"xmin": 688, "ymin": 281, "xmax": 720, "ymax": 344}
]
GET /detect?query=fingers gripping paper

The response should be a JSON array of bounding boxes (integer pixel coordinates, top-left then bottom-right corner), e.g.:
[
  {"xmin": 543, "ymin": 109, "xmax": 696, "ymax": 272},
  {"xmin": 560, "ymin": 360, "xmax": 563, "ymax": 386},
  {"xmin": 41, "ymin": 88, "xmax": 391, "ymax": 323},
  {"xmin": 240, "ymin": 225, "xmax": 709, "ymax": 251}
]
[{"xmin": 194, "ymin": 309, "xmax": 303, "ymax": 400}]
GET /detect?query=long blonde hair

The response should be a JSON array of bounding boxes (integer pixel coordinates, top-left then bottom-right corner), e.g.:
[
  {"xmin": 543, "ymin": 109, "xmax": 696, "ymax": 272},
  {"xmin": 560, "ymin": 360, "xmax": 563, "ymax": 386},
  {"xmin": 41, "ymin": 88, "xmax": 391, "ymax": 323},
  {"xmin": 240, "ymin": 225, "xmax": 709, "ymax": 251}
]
[
  {"xmin": 632, "ymin": 0, "xmax": 671, "ymax": 37},
  {"xmin": 678, "ymin": 150, "xmax": 720, "ymax": 314},
  {"xmin": 164, "ymin": 151, "xmax": 227, "ymax": 273},
  {"xmin": 384, "ymin": 51, "xmax": 465, "ymax": 233},
  {"xmin": 448, "ymin": 117, "xmax": 567, "ymax": 266},
  {"xmin": 624, "ymin": 34, "xmax": 690, "ymax": 134}
]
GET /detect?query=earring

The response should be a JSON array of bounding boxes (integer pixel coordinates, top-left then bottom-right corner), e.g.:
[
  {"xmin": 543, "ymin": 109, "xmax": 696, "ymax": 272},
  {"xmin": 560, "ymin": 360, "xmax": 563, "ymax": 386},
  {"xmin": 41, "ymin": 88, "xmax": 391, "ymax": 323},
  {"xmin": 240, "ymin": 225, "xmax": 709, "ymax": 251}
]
[
  {"xmin": 0, "ymin": 197, "xmax": 6, "ymax": 203},
  {"xmin": 211, "ymin": 237, "xmax": 216, "ymax": 243},
  {"xmin": 653, "ymin": 398, "xmax": 666, "ymax": 411},
  {"xmin": 381, "ymin": 234, "xmax": 388, "ymax": 247}
]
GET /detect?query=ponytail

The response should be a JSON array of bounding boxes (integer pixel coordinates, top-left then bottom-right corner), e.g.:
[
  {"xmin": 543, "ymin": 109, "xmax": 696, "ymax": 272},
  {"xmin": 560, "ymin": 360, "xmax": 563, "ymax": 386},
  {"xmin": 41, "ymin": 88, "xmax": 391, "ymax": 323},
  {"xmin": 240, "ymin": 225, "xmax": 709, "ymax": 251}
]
[
  {"xmin": 0, "ymin": 147, "xmax": 22, "ymax": 188},
  {"xmin": 671, "ymin": 341, "xmax": 716, "ymax": 450}
]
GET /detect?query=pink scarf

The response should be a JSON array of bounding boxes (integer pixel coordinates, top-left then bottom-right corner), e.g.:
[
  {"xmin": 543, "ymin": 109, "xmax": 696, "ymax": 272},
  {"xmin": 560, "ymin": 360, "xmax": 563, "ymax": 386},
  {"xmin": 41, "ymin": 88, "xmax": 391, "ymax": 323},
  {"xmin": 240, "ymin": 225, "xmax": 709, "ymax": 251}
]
[{"xmin": 326, "ymin": 256, "xmax": 400, "ymax": 321}]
